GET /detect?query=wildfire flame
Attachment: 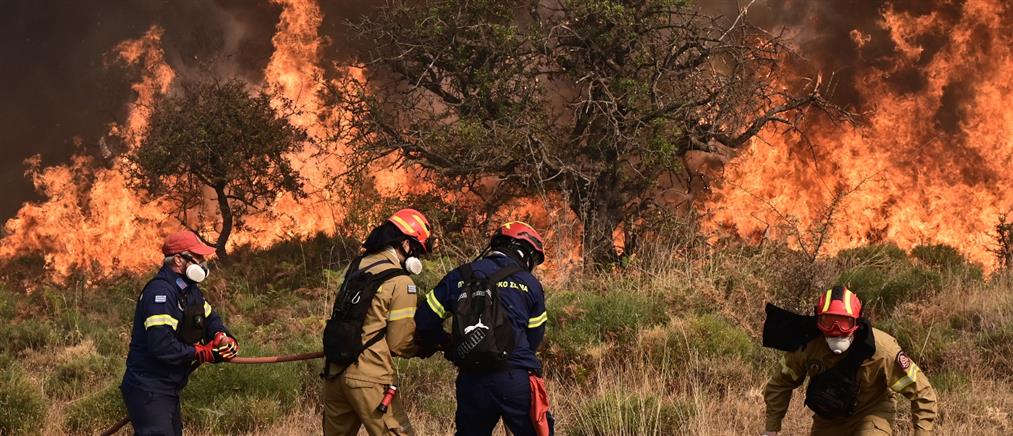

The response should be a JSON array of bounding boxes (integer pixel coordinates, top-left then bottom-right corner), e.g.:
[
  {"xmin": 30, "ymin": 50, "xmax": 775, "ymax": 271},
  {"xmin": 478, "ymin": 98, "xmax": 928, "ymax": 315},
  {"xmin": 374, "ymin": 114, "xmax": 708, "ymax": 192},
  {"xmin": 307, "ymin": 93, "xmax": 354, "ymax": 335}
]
[
  {"xmin": 6, "ymin": 0, "xmax": 1008, "ymax": 282},
  {"xmin": 704, "ymin": 0, "xmax": 1013, "ymax": 269}
]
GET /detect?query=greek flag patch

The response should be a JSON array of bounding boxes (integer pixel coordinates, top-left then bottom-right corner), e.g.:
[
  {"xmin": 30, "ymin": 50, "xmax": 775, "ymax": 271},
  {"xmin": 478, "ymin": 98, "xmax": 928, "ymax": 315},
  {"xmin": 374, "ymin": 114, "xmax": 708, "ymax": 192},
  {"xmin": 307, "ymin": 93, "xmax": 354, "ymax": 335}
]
[
  {"xmin": 407, "ymin": 285, "xmax": 417, "ymax": 294},
  {"xmin": 154, "ymin": 295, "xmax": 167, "ymax": 303},
  {"xmin": 175, "ymin": 277, "xmax": 188, "ymax": 289}
]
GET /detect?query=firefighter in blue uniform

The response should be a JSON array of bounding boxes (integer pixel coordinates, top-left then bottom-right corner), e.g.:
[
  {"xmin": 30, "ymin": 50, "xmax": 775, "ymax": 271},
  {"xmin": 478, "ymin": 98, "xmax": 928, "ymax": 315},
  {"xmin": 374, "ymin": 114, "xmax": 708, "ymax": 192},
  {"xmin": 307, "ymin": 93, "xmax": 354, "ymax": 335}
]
[
  {"xmin": 120, "ymin": 230, "xmax": 239, "ymax": 436},
  {"xmin": 415, "ymin": 221, "xmax": 552, "ymax": 436}
]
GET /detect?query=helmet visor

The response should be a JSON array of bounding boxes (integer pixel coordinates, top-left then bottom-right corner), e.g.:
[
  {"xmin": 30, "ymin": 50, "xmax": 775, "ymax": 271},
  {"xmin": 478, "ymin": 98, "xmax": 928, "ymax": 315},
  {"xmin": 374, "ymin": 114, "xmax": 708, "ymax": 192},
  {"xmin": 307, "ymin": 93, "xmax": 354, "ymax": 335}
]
[{"xmin": 818, "ymin": 314, "xmax": 858, "ymax": 335}]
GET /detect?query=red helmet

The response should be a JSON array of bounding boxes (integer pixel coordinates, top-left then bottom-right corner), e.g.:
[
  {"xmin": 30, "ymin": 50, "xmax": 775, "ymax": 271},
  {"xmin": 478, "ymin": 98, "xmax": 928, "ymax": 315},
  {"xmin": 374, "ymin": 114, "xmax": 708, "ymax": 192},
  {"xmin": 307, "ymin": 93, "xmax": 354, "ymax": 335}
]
[
  {"xmin": 387, "ymin": 209, "xmax": 435, "ymax": 253},
  {"xmin": 493, "ymin": 221, "xmax": 545, "ymax": 265},
  {"xmin": 815, "ymin": 286, "xmax": 862, "ymax": 337}
]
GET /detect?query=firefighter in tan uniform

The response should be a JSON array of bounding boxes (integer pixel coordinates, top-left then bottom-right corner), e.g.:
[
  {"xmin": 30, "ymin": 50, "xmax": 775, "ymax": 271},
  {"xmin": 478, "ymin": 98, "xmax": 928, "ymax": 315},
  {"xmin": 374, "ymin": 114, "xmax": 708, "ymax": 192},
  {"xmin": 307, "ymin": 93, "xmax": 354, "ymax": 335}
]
[
  {"xmin": 322, "ymin": 209, "xmax": 435, "ymax": 436},
  {"xmin": 762, "ymin": 287, "xmax": 937, "ymax": 435}
]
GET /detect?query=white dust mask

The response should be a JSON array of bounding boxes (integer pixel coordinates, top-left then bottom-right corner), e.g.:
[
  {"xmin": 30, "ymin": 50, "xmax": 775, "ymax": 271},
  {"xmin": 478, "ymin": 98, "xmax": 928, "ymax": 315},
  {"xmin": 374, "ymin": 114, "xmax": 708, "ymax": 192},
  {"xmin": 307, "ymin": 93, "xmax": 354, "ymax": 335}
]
[
  {"xmin": 185, "ymin": 263, "xmax": 208, "ymax": 283},
  {"xmin": 404, "ymin": 257, "xmax": 423, "ymax": 275},
  {"xmin": 826, "ymin": 335, "xmax": 853, "ymax": 354}
]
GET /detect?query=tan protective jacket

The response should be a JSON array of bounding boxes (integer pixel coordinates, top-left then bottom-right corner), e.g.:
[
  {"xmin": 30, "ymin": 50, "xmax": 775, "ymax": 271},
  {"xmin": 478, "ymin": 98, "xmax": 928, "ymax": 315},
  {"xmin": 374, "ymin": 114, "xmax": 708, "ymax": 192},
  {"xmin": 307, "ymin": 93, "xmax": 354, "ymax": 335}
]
[
  {"xmin": 327, "ymin": 249, "xmax": 420, "ymax": 384},
  {"xmin": 764, "ymin": 327, "xmax": 937, "ymax": 435}
]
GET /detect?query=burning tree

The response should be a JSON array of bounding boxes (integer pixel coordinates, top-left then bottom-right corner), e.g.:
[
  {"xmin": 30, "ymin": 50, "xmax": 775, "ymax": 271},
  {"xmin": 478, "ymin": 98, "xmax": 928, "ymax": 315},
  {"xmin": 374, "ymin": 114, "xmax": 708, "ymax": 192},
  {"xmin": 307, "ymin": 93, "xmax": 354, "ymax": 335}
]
[
  {"xmin": 127, "ymin": 79, "xmax": 307, "ymax": 258},
  {"xmin": 333, "ymin": 0, "xmax": 846, "ymax": 265}
]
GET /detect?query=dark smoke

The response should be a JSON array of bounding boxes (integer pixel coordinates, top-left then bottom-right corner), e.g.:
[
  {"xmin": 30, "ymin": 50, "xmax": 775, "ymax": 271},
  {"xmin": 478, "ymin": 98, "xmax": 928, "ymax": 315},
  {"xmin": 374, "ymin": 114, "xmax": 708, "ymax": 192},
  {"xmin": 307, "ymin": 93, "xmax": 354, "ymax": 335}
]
[{"xmin": 0, "ymin": 0, "xmax": 380, "ymax": 224}]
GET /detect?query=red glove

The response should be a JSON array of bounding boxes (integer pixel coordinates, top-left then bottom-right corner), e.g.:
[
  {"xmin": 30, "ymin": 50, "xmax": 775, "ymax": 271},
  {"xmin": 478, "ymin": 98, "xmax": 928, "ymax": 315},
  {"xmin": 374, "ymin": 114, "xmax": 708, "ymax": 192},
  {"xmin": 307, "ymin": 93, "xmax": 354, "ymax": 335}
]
[
  {"xmin": 213, "ymin": 332, "xmax": 239, "ymax": 361},
  {"xmin": 194, "ymin": 342, "xmax": 220, "ymax": 364},
  {"xmin": 194, "ymin": 332, "xmax": 238, "ymax": 364}
]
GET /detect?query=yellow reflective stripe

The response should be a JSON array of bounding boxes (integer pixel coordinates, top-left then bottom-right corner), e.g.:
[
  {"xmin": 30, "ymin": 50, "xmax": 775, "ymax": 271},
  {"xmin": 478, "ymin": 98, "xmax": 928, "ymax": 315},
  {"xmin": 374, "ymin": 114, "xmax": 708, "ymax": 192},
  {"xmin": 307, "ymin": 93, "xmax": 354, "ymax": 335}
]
[
  {"xmin": 890, "ymin": 364, "xmax": 920, "ymax": 392},
  {"xmin": 390, "ymin": 215, "xmax": 413, "ymax": 234},
  {"xmin": 528, "ymin": 311, "xmax": 548, "ymax": 328},
  {"xmin": 843, "ymin": 289, "xmax": 853, "ymax": 316},
  {"xmin": 425, "ymin": 291, "xmax": 448, "ymax": 319},
  {"xmin": 204, "ymin": 301, "xmax": 212, "ymax": 317},
  {"xmin": 410, "ymin": 213, "xmax": 430, "ymax": 239},
  {"xmin": 821, "ymin": 289, "xmax": 833, "ymax": 312},
  {"xmin": 780, "ymin": 356, "xmax": 800, "ymax": 381},
  {"xmin": 388, "ymin": 307, "xmax": 417, "ymax": 321},
  {"xmin": 144, "ymin": 314, "xmax": 179, "ymax": 330}
]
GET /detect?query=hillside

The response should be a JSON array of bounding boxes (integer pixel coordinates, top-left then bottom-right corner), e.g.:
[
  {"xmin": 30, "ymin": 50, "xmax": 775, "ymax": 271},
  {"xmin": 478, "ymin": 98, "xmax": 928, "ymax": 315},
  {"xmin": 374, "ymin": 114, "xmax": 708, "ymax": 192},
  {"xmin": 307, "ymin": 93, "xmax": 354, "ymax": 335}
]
[{"xmin": 1, "ymin": 235, "xmax": 1011, "ymax": 435}]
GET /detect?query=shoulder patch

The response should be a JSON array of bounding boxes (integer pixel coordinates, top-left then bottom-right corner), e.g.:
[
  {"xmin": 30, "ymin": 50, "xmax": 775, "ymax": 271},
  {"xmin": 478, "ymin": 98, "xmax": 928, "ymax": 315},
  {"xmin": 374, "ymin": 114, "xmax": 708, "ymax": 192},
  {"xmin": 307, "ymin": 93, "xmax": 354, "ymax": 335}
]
[
  {"xmin": 407, "ymin": 285, "xmax": 417, "ymax": 294},
  {"xmin": 175, "ymin": 277, "xmax": 189, "ymax": 290},
  {"xmin": 896, "ymin": 351, "xmax": 912, "ymax": 370},
  {"xmin": 154, "ymin": 295, "xmax": 167, "ymax": 303}
]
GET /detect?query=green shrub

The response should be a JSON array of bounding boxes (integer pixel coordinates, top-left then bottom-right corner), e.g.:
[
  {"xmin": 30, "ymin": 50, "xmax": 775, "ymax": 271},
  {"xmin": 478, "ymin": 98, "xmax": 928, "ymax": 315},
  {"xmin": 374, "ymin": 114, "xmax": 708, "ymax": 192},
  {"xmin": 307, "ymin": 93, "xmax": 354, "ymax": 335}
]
[
  {"xmin": 0, "ymin": 319, "xmax": 56, "ymax": 353},
  {"xmin": 0, "ymin": 366, "xmax": 47, "ymax": 436},
  {"xmin": 64, "ymin": 383, "xmax": 126, "ymax": 434},
  {"xmin": 182, "ymin": 344, "xmax": 303, "ymax": 433},
  {"xmin": 549, "ymin": 290, "xmax": 667, "ymax": 356},
  {"xmin": 652, "ymin": 314, "xmax": 754, "ymax": 363},
  {"xmin": 835, "ymin": 245, "xmax": 942, "ymax": 315},
  {"xmin": 45, "ymin": 353, "xmax": 119, "ymax": 400},
  {"xmin": 976, "ymin": 324, "xmax": 1013, "ymax": 377},
  {"xmin": 568, "ymin": 391, "xmax": 692, "ymax": 436},
  {"xmin": 911, "ymin": 244, "xmax": 983, "ymax": 281},
  {"xmin": 837, "ymin": 243, "xmax": 909, "ymax": 263}
]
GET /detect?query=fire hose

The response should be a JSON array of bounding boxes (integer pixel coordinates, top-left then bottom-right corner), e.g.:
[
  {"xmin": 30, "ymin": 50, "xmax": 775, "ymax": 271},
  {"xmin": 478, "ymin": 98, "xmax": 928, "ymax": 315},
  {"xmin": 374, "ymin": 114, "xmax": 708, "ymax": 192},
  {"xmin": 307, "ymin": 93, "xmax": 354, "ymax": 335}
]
[{"xmin": 99, "ymin": 351, "xmax": 324, "ymax": 436}]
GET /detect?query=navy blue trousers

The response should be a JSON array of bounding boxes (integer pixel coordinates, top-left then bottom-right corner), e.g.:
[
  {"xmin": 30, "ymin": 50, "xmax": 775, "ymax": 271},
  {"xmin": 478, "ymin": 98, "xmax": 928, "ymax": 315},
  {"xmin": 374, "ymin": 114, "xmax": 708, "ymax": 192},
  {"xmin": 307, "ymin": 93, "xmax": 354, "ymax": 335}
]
[
  {"xmin": 121, "ymin": 385, "xmax": 182, "ymax": 436},
  {"xmin": 456, "ymin": 369, "xmax": 539, "ymax": 436}
]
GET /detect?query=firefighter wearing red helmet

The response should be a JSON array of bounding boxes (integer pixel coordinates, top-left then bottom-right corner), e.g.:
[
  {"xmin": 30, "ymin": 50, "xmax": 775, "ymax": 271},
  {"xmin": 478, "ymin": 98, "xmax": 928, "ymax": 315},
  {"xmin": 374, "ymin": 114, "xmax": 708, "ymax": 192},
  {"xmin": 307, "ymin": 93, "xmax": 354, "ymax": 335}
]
[
  {"xmin": 761, "ymin": 286, "xmax": 937, "ymax": 435},
  {"xmin": 322, "ymin": 209, "xmax": 435, "ymax": 436},
  {"xmin": 415, "ymin": 221, "xmax": 553, "ymax": 436}
]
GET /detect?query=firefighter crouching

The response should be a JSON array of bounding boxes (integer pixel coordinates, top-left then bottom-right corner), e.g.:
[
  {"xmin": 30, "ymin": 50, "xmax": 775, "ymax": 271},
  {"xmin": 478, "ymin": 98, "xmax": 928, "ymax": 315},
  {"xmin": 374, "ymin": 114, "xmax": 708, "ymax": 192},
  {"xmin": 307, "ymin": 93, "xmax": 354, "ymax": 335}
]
[
  {"xmin": 415, "ymin": 221, "xmax": 553, "ymax": 436},
  {"xmin": 762, "ymin": 286, "xmax": 938, "ymax": 435},
  {"xmin": 321, "ymin": 209, "xmax": 435, "ymax": 436},
  {"xmin": 120, "ymin": 230, "xmax": 239, "ymax": 436}
]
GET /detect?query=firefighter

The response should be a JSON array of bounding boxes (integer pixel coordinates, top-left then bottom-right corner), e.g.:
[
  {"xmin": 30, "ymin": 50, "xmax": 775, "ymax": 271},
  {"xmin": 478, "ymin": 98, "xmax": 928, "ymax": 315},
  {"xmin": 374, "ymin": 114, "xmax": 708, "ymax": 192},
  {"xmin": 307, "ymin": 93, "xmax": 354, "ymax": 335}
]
[
  {"xmin": 120, "ymin": 230, "xmax": 239, "ymax": 436},
  {"xmin": 415, "ymin": 221, "xmax": 553, "ymax": 436},
  {"xmin": 322, "ymin": 209, "xmax": 434, "ymax": 436},
  {"xmin": 762, "ymin": 286, "xmax": 938, "ymax": 435}
]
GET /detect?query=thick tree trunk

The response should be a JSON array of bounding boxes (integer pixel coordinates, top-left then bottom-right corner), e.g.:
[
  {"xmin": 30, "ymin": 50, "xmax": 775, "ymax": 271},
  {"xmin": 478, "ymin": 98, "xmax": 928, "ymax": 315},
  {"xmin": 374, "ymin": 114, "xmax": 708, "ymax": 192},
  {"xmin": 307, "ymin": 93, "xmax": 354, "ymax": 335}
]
[
  {"xmin": 214, "ymin": 185, "xmax": 232, "ymax": 259},
  {"xmin": 569, "ymin": 170, "xmax": 625, "ymax": 268}
]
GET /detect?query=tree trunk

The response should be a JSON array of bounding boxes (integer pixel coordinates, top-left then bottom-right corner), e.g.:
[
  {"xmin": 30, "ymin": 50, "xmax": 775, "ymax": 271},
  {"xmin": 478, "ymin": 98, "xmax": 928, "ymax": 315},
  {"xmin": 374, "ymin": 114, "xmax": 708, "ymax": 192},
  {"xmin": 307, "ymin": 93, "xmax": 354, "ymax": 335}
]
[
  {"xmin": 214, "ymin": 185, "xmax": 233, "ymax": 259},
  {"xmin": 569, "ymin": 171, "xmax": 625, "ymax": 268}
]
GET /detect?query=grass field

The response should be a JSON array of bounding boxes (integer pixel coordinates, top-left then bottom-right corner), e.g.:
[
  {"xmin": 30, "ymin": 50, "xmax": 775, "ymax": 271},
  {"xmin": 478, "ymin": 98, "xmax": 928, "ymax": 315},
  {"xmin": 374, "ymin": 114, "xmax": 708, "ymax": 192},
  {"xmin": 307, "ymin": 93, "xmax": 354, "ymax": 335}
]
[{"xmin": 1, "ymin": 234, "xmax": 1011, "ymax": 435}]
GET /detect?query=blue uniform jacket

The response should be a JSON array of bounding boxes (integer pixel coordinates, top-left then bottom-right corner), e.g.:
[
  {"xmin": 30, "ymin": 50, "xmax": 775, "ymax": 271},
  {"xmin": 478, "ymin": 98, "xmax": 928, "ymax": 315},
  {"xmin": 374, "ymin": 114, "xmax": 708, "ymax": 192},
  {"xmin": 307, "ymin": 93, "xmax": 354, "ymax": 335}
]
[
  {"xmin": 415, "ymin": 253, "xmax": 548, "ymax": 372},
  {"xmin": 121, "ymin": 265, "xmax": 229, "ymax": 395}
]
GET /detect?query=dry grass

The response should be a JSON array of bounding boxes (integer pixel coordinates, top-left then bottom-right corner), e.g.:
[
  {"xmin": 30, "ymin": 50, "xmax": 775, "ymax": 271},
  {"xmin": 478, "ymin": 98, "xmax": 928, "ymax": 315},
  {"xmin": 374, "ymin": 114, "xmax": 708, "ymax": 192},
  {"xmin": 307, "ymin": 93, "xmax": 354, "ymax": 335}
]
[{"xmin": 4, "ymin": 239, "xmax": 1013, "ymax": 435}]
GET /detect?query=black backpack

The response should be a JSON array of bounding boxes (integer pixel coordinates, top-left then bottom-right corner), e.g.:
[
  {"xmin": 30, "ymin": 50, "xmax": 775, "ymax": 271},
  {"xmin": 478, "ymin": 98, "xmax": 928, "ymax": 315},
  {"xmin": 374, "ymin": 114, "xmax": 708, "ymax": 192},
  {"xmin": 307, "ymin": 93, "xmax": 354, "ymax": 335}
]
[
  {"xmin": 322, "ymin": 257, "xmax": 407, "ymax": 376},
  {"xmin": 804, "ymin": 322, "xmax": 876, "ymax": 419},
  {"xmin": 450, "ymin": 262, "xmax": 523, "ymax": 371}
]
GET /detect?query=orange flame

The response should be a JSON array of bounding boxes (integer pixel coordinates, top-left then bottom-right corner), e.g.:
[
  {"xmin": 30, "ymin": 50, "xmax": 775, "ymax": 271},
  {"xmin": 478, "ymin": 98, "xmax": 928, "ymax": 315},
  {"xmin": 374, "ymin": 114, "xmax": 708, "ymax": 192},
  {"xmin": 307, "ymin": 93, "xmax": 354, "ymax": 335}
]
[
  {"xmin": 0, "ymin": 26, "xmax": 174, "ymax": 282},
  {"xmin": 704, "ymin": 0, "xmax": 1013, "ymax": 269}
]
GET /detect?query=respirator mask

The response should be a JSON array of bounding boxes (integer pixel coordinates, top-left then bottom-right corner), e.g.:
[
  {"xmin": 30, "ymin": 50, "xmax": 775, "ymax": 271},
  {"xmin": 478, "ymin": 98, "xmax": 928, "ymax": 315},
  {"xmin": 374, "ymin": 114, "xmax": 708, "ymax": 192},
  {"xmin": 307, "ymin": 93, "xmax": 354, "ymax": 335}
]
[
  {"xmin": 180, "ymin": 253, "xmax": 209, "ymax": 283},
  {"xmin": 825, "ymin": 335, "xmax": 854, "ymax": 354}
]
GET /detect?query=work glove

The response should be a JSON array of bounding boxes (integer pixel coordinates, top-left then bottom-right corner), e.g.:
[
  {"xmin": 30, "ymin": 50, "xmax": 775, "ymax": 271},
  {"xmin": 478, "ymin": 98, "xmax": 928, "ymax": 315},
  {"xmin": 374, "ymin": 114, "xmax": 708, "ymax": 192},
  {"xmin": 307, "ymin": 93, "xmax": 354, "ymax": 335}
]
[
  {"xmin": 194, "ymin": 342, "xmax": 221, "ymax": 364},
  {"xmin": 213, "ymin": 331, "xmax": 239, "ymax": 361}
]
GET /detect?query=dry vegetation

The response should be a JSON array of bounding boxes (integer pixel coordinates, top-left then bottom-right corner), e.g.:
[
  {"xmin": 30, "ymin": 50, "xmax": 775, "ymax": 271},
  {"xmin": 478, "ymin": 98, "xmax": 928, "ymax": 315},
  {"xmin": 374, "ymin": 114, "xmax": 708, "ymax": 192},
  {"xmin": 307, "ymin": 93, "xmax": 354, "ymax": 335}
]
[{"xmin": 1, "ymin": 232, "xmax": 1011, "ymax": 435}]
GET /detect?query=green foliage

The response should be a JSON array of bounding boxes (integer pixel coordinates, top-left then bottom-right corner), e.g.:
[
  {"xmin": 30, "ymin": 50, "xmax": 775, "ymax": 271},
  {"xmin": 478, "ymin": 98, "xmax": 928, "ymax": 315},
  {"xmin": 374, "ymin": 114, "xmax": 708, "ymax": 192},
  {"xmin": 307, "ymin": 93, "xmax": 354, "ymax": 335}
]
[
  {"xmin": 128, "ymin": 79, "xmax": 308, "ymax": 254},
  {"xmin": 835, "ymin": 244, "xmax": 941, "ymax": 315},
  {"xmin": 911, "ymin": 244, "xmax": 983, "ymax": 281},
  {"xmin": 181, "ymin": 344, "xmax": 304, "ymax": 434},
  {"xmin": 344, "ymin": 0, "xmax": 825, "ymax": 264},
  {"xmin": 45, "ymin": 353, "xmax": 119, "ymax": 400},
  {"xmin": 549, "ymin": 289, "xmax": 667, "ymax": 356},
  {"xmin": 63, "ymin": 384, "xmax": 126, "ymax": 434},
  {"xmin": 568, "ymin": 391, "xmax": 692, "ymax": 436},
  {"xmin": 0, "ymin": 366, "xmax": 47, "ymax": 436},
  {"xmin": 651, "ymin": 314, "xmax": 755, "ymax": 365},
  {"xmin": 0, "ymin": 318, "xmax": 56, "ymax": 354}
]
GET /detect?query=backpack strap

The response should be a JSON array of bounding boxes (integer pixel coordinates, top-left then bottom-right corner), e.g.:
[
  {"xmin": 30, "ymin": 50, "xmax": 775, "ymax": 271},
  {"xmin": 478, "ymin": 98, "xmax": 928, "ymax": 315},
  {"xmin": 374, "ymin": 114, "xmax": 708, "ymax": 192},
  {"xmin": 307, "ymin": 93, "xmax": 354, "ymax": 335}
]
[
  {"xmin": 322, "ymin": 261, "xmax": 408, "ymax": 379},
  {"xmin": 485, "ymin": 263, "xmax": 524, "ymax": 286},
  {"xmin": 459, "ymin": 263, "xmax": 476, "ymax": 283}
]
